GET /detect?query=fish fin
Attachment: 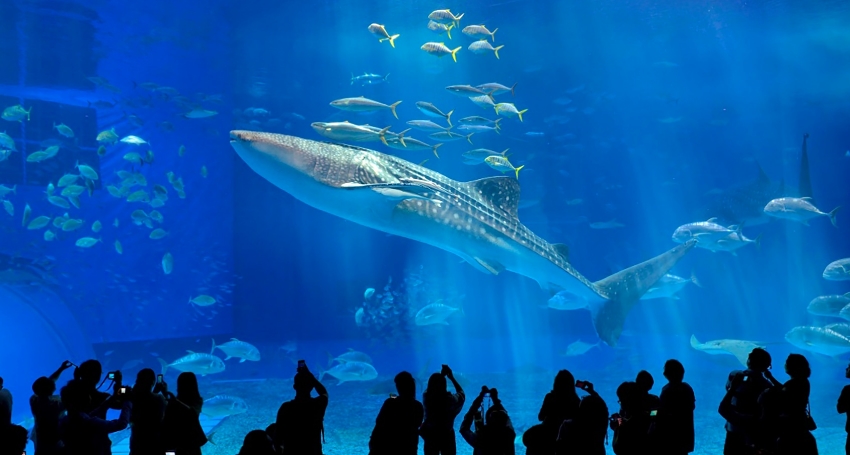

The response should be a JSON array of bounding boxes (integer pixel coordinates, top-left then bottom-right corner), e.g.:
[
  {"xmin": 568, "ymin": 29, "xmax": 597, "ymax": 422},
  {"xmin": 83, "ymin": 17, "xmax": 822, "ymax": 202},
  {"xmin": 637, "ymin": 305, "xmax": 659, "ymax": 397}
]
[
  {"xmin": 493, "ymin": 45, "xmax": 504, "ymax": 59},
  {"xmin": 510, "ymin": 82, "xmax": 517, "ymax": 97},
  {"xmin": 397, "ymin": 128, "xmax": 411, "ymax": 147},
  {"xmin": 829, "ymin": 206, "xmax": 841, "ymax": 228},
  {"xmin": 378, "ymin": 126, "xmax": 391, "ymax": 145},
  {"xmin": 517, "ymin": 109, "xmax": 527, "ymax": 122},
  {"xmin": 514, "ymin": 165, "xmax": 524, "ymax": 179},
  {"xmin": 591, "ymin": 239, "xmax": 697, "ymax": 346},
  {"xmin": 466, "ymin": 176, "xmax": 521, "ymax": 217},
  {"xmin": 239, "ymin": 359, "xmax": 246, "ymax": 363},
  {"xmin": 224, "ymin": 355, "xmax": 232, "ymax": 360},
  {"xmin": 440, "ymin": 321, "xmax": 450, "ymax": 326},
  {"xmin": 384, "ymin": 73, "xmax": 390, "ymax": 83},
  {"xmin": 501, "ymin": 148, "xmax": 510, "ymax": 157},
  {"xmin": 754, "ymin": 233, "xmax": 763, "ymax": 249},
  {"xmin": 473, "ymin": 257, "xmax": 505, "ymax": 275},
  {"xmin": 336, "ymin": 380, "xmax": 346, "ymax": 386},
  {"xmin": 446, "ymin": 24, "xmax": 453, "ymax": 39},
  {"xmin": 491, "ymin": 28, "xmax": 498, "ymax": 42},
  {"xmin": 552, "ymin": 243, "xmax": 570, "ymax": 262},
  {"xmin": 340, "ymin": 181, "xmax": 441, "ymax": 204},
  {"xmin": 801, "ymin": 197, "xmax": 813, "ymax": 201},
  {"xmin": 451, "ymin": 46, "xmax": 461, "ymax": 62},
  {"xmin": 157, "ymin": 358, "xmax": 169, "ymax": 375},
  {"xmin": 432, "ymin": 143, "xmax": 443, "ymax": 158},
  {"xmin": 211, "ymin": 338, "xmax": 216, "ymax": 354},
  {"xmin": 446, "ymin": 110, "xmax": 453, "ymax": 127},
  {"xmin": 689, "ymin": 335, "xmax": 701, "ymax": 349},
  {"xmin": 389, "ymin": 101, "xmax": 402, "ymax": 119},
  {"xmin": 706, "ymin": 217, "xmax": 718, "ymax": 223},
  {"xmin": 690, "ymin": 271, "xmax": 702, "ymax": 288}
]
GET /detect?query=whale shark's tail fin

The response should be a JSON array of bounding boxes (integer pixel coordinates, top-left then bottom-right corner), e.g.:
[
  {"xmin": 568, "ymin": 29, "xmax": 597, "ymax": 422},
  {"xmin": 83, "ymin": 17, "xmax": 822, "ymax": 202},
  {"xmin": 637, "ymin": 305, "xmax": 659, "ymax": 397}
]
[
  {"xmin": 799, "ymin": 133, "xmax": 813, "ymax": 202},
  {"xmin": 591, "ymin": 239, "xmax": 697, "ymax": 346}
]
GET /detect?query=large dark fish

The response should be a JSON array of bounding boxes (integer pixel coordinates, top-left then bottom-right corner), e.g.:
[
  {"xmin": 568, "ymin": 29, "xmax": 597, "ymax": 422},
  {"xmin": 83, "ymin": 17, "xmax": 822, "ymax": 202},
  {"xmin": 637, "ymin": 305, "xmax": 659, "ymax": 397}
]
[
  {"xmin": 230, "ymin": 131, "xmax": 696, "ymax": 345},
  {"xmin": 701, "ymin": 134, "xmax": 813, "ymax": 225}
]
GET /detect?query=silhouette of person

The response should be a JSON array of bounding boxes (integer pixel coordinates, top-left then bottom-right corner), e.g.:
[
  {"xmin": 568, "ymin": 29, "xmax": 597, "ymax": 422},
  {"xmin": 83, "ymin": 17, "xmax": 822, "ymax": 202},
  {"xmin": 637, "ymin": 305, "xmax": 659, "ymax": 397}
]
[
  {"xmin": 837, "ymin": 362, "xmax": 850, "ymax": 455},
  {"xmin": 771, "ymin": 354, "xmax": 817, "ymax": 455},
  {"xmin": 129, "ymin": 368, "xmax": 167, "ymax": 455},
  {"xmin": 420, "ymin": 364, "xmax": 465, "ymax": 455},
  {"xmin": 718, "ymin": 347, "xmax": 774, "ymax": 455},
  {"xmin": 238, "ymin": 429, "xmax": 277, "ymax": 455},
  {"xmin": 655, "ymin": 359, "xmax": 695, "ymax": 455},
  {"xmin": 525, "ymin": 369, "xmax": 580, "ymax": 454},
  {"xmin": 636, "ymin": 370, "xmax": 661, "ymax": 413},
  {"xmin": 161, "ymin": 372, "xmax": 207, "ymax": 455},
  {"xmin": 58, "ymin": 379, "xmax": 132, "ymax": 455},
  {"xmin": 555, "ymin": 380, "xmax": 609, "ymax": 455},
  {"xmin": 369, "ymin": 371, "xmax": 424, "ymax": 455},
  {"xmin": 30, "ymin": 360, "xmax": 74, "ymax": 455},
  {"xmin": 0, "ymin": 422, "xmax": 28, "ymax": 455},
  {"xmin": 0, "ymin": 376, "xmax": 12, "ymax": 426},
  {"xmin": 610, "ymin": 381, "xmax": 651, "ymax": 455},
  {"xmin": 275, "ymin": 362, "xmax": 329, "ymax": 455},
  {"xmin": 459, "ymin": 386, "xmax": 515, "ymax": 455}
]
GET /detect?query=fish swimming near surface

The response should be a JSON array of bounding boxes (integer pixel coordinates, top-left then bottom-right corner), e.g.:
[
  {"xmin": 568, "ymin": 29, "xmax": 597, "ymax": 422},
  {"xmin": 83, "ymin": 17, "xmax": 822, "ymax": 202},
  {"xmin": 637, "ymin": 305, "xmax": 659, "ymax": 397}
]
[
  {"xmin": 699, "ymin": 133, "xmax": 814, "ymax": 226},
  {"xmin": 230, "ymin": 131, "xmax": 697, "ymax": 345},
  {"xmin": 690, "ymin": 334, "xmax": 763, "ymax": 367},
  {"xmin": 367, "ymin": 24, "xmax": 399, "ymax": 48}
]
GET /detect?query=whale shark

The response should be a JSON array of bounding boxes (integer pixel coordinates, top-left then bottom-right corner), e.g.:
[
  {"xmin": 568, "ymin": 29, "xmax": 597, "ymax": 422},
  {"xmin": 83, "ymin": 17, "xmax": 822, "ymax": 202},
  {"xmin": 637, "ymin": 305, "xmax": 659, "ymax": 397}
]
[
  {"xmin": 230, "ymin": 131, "xmax": 696, "ymax": 345},
  {"xmin": 700, "ymin": 133, "xmax": 813, "ymax": 226}
]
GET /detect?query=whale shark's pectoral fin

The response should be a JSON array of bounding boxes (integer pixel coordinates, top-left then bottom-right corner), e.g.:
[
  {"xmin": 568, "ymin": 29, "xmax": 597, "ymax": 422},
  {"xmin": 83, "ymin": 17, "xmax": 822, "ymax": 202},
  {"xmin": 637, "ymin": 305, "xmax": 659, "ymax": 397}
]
[
  {"xmin": 460, "ymin": 253, "xmax": 506, "ymax": 275},
  {"xmin": 591, "ymin": 239, "xmax": 697, "ymax": 346},
  {"xmin": 340, "ymin": 181, "xmax": 442, "ymax": 205}
]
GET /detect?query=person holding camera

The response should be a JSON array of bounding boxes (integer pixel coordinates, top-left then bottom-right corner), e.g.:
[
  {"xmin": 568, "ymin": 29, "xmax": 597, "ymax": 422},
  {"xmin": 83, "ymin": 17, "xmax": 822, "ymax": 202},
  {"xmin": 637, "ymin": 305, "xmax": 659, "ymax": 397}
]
[
  {"xmin": 368, "ymin": 371, "xmax": 424, "ymax": 455},
  {"xmin": 555, "ymin": 380, "xmax": 609, "ymax": 455},
  {"xmin": 274, "ymin": 360, "xmax": 329, "ymax": 455},
  {"xmin": 609, "ymin": 381, "xmax": 652, "ymax": 455},
  {"xmin": 58, "ymin": 378, "xmax": 132, "ymax": 455},
  {"xmin": 420, "ymin": 364, "xmax": 465, "ymax": 455},
  {"xmin": 161, "ymin": 372, "xmax": 207, "ymax": 455},
  {"xmin": 30, "ymin": 360, "xmax": 75, "ymax": 455},
  {"xmin": 129, "ymin": 368, "xmax": 168, "ymax": 455},
  {"xmin": 459, "ymin": 385, "xmax": 515, "ymax": 455}
]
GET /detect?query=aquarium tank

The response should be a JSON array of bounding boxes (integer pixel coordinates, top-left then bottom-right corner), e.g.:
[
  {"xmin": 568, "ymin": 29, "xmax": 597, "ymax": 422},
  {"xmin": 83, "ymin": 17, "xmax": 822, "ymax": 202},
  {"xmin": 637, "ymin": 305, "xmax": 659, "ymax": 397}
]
[{"xmin": 1, "ymin": 0, "xmax": 848, "ymax": 453}]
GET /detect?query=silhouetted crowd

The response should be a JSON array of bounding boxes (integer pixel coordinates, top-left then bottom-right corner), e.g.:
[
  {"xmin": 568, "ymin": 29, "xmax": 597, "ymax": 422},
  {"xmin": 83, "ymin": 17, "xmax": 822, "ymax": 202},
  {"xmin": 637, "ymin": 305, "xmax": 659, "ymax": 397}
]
[{"xmin": 1, "ymin": 348, "xmax": 848, "ymax": 455}]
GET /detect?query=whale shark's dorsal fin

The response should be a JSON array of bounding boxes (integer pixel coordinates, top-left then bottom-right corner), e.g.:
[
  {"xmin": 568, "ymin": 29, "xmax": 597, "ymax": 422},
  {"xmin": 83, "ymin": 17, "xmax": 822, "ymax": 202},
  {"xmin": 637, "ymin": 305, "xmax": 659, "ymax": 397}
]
[
  {"xmin": 756, "ymin": 162, "xmax": 770, "ymax": 186},
  {"xmin": 552, "ymin": 243, "xmax": 570, "ymax": 262},
  {"xmin": 467, "ymin": 176, "xmax": 521, "ymax": 217},
  {"xmin": 591, "ymin": 239, "xmax": 697, "ymax": 346}
]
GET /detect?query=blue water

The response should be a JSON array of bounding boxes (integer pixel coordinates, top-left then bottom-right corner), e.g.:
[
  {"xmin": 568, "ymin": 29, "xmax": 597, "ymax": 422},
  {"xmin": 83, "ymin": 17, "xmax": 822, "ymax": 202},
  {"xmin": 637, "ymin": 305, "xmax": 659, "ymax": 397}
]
[{"xmin": 1, "ymin": 0, "xmax": 849, "ymax": 453}]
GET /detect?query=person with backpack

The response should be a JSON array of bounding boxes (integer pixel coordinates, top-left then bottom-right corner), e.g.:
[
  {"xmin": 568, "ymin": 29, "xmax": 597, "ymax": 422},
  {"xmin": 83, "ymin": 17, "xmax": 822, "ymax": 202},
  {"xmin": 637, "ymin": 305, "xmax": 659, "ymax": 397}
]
[
  {"xmin": 718, "ymin": 347, "xmax": 774, "ymax": 455},
  {"xmin": 275, "ymin": 361, "xmax": 329, "ymax": 455},
  {"xmin": 771, "ymin": 354, "xmax": 818, "ymax": 455},
  {"xmin": 555, "ymin": 379, "xmax": 609, "ymax": 455}
]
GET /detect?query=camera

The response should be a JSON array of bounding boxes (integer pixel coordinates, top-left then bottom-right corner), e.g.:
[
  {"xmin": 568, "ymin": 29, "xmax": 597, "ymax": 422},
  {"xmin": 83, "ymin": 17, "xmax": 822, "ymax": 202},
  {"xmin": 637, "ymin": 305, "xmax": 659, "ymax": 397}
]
[
  {"xmin": 575, "ymin": 380, "xmax": 586, "ymax": 389},
  {"xmin": 116, "ymin": 386, "xmax": 131, "ymax": 396},
  {"xmin": 650, "ymin": 410, "xmax": 658, "ymax": 417},
  {"xmin": 107, "ymin": 372, "xmax": 115, "ymax": 380},
  {"xmin": 166, "ymin": 452, "xmax": 176, "ymax": 455},
  {"xmin": 157, "ymin": 374, "xmax": 164, "ymax": 383}
]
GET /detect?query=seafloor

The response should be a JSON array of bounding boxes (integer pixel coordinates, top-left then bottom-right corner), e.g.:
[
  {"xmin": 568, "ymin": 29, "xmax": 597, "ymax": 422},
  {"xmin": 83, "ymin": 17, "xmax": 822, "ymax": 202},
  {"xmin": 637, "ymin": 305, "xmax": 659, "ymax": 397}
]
[{"xmin": 192, "ymin": 367, "xmax": 847, "ymax": 455}]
